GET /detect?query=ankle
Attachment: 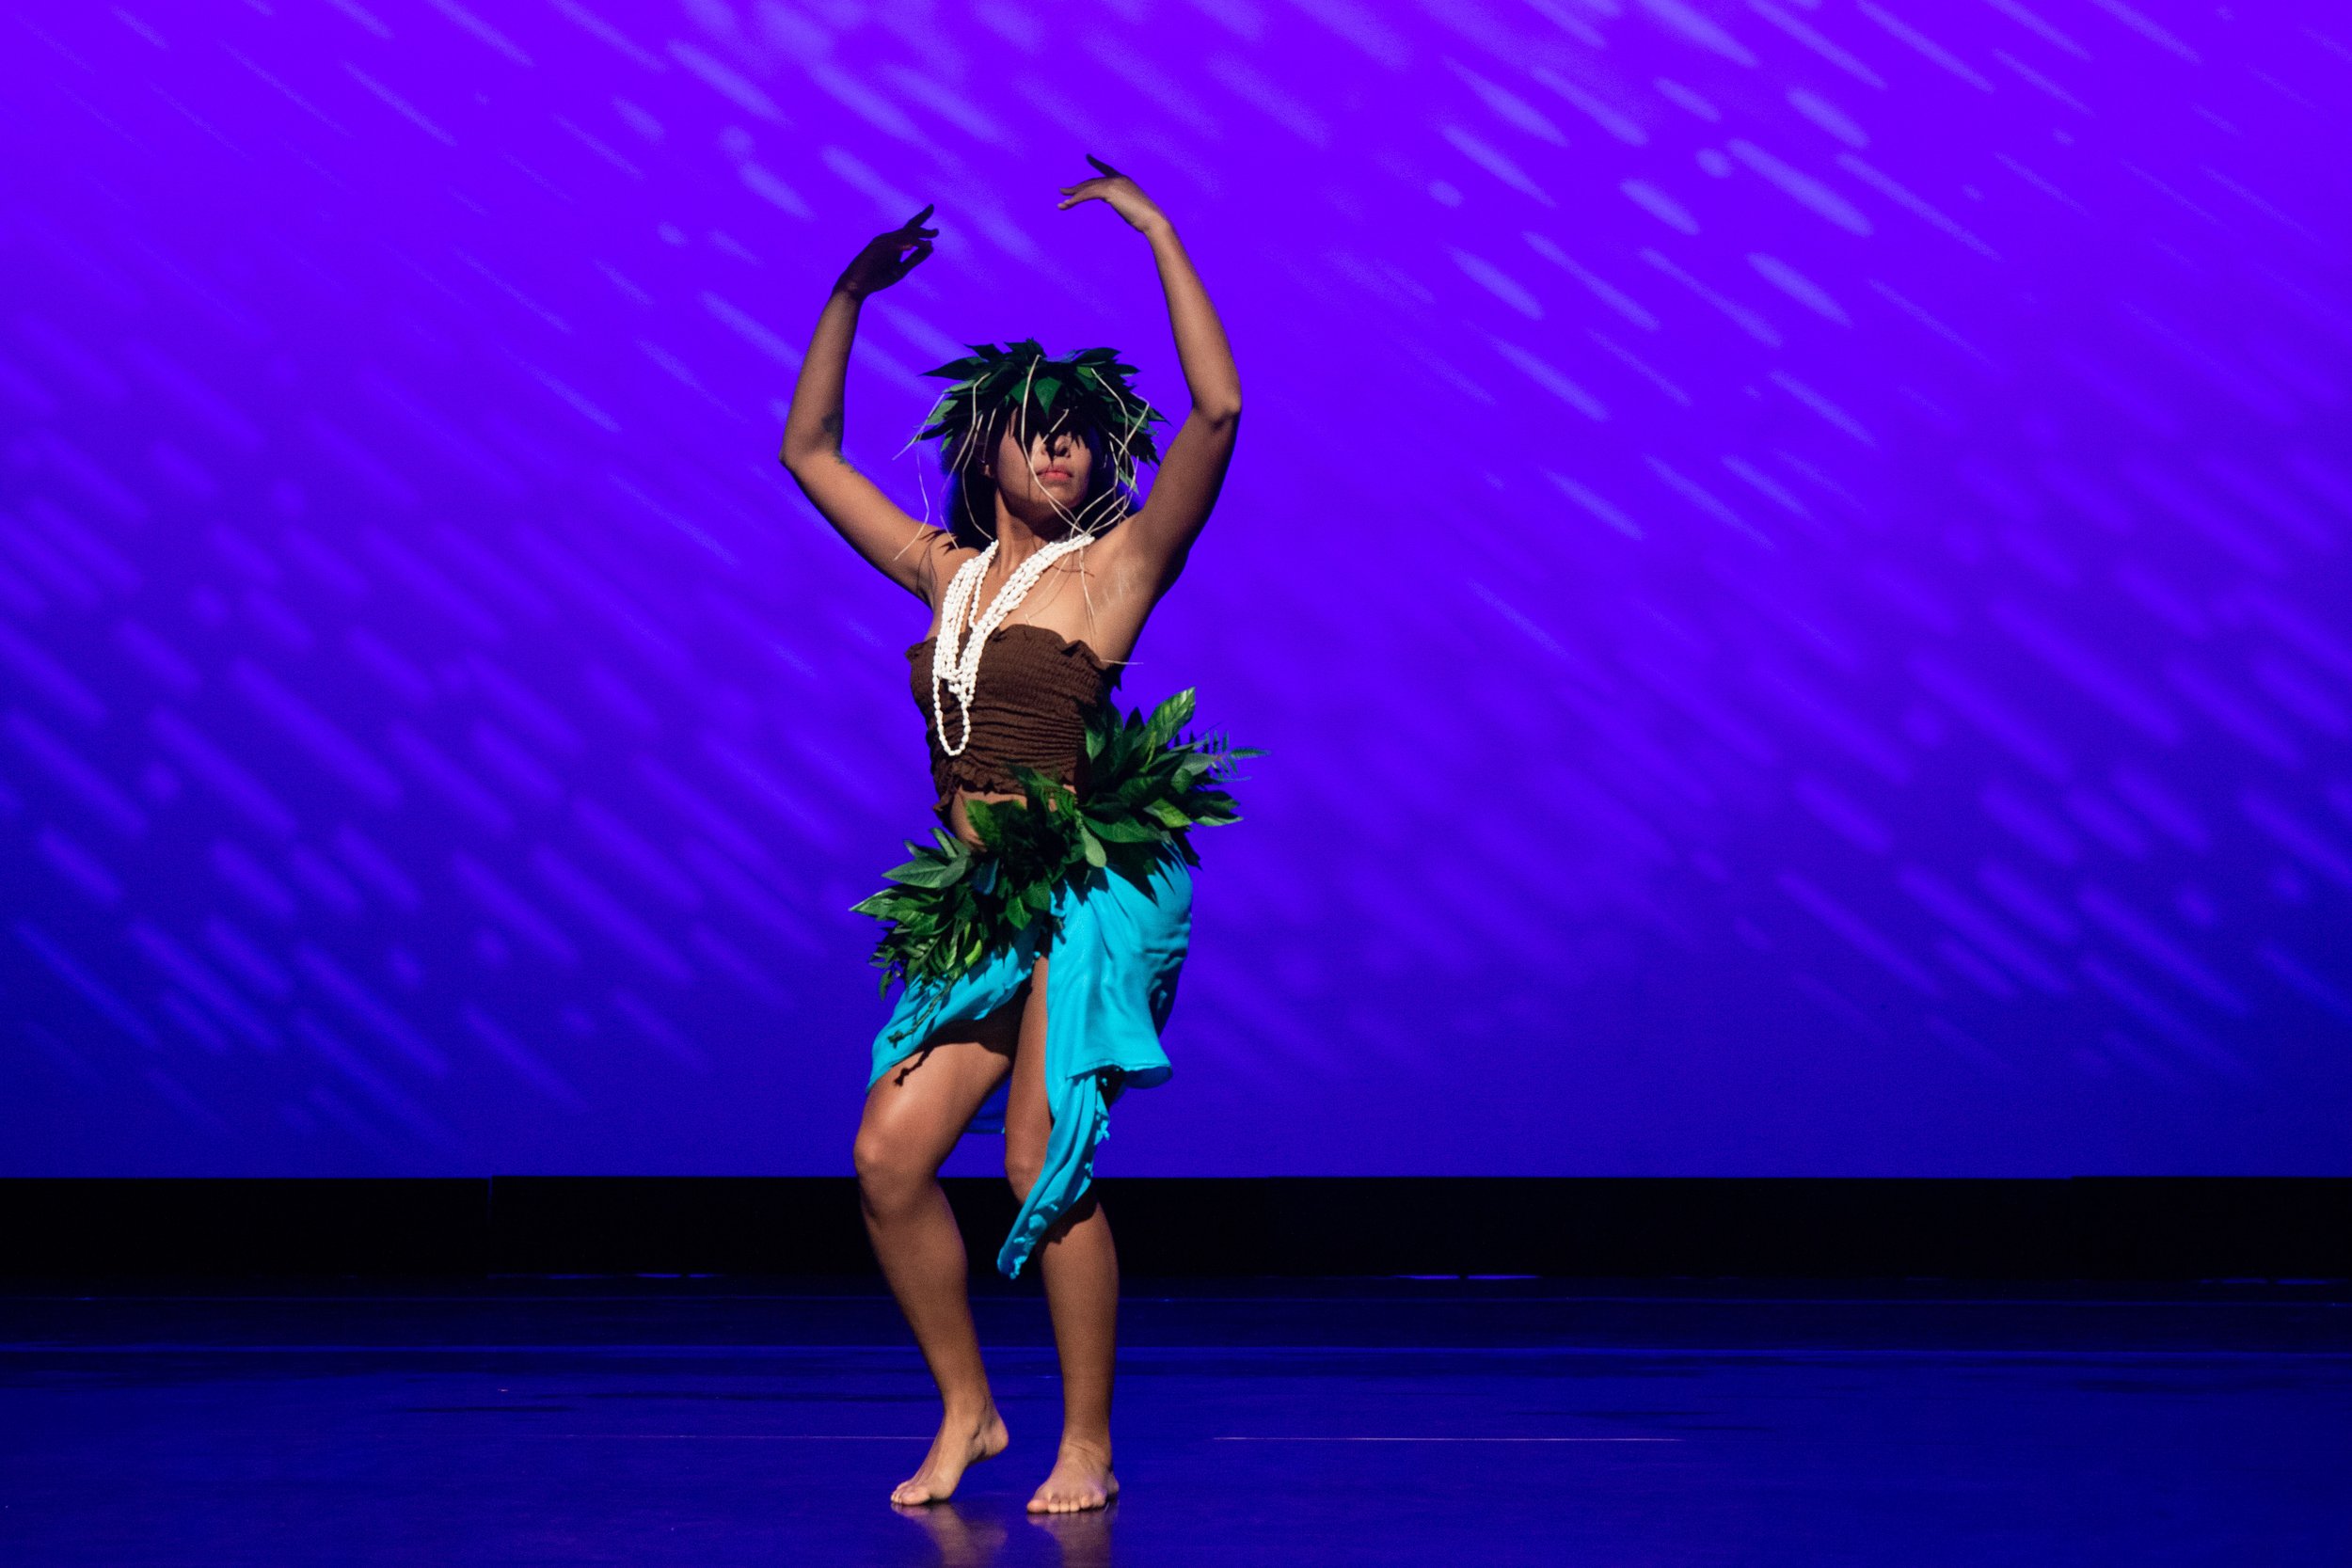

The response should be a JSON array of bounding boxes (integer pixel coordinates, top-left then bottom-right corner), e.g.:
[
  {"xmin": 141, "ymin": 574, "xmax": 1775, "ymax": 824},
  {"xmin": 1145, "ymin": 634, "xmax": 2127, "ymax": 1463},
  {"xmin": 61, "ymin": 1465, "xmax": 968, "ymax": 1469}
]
[
  {"xmin": 943, "ymin": 1396, "xmax": 999, "ymax": 1428},
  {"xmin": 1056, "ymin": 1432, "xmax": 1112, "ymax": 1462}
]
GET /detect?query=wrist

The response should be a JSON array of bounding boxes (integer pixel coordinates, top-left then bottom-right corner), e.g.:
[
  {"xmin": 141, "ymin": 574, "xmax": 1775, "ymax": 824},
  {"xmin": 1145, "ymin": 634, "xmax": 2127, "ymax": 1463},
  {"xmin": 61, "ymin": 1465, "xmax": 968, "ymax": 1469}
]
[{"xmin": 1137, "ymin": 214, "xmax": 1178, "ymax": 243}]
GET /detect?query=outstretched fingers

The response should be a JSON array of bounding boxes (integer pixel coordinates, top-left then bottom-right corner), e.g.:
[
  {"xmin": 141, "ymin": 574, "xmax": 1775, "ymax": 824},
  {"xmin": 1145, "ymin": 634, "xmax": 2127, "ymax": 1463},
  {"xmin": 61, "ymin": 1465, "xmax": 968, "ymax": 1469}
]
[
  {"xmin": 1057, "ymin": 155, "xmax": 1130, "ymax": 207},
  {"xmin": 1057, "ymin": 155, "xmax": 1149, "ymax": 217},
  {"xmin": 889, "ymin": 196, "xmax": 939, "ymax": 269}
]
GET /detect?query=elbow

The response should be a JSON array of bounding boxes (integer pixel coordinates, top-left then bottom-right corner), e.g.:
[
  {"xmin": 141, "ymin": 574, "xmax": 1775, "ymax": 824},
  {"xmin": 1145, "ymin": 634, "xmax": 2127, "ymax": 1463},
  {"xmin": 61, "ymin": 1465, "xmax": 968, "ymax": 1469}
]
[
  {"xmin": 782, "ymin": 411, "xmax": 847, "ymax": 475},
  {"xmin": 1196, "ymin": 395, "xmax": 1243, "ymax": 431},
  {"xmin": 780, "ymin": 449, "xmax": 822, "ymax": 493}
]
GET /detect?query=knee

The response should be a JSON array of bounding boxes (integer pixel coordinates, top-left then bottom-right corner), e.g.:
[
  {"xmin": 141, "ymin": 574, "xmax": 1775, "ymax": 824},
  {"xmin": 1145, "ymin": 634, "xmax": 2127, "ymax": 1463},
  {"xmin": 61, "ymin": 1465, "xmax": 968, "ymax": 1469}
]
[
  {"xmin": 854, "ymin": 1127, "xmax": 930, "ymax": 1213},
  {"xmin": 1004, "ymin": 1144, "xmax": 1045, "ymax": 1203}
]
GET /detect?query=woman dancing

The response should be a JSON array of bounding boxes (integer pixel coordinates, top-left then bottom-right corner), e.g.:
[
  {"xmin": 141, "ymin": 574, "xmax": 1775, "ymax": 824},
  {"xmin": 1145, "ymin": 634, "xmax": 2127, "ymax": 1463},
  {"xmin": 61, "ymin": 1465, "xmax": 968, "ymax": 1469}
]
[{"xmin": 779, "ymin": 157, "xmax": 1243, "ymax": 1513}]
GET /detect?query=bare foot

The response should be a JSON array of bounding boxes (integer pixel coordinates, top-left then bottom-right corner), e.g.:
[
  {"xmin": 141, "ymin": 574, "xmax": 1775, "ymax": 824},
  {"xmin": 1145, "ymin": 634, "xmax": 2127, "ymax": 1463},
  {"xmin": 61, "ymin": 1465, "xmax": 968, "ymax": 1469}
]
[
  {"xmin": 1026, "ymin": 1439, "xmax": 1118, "ymax": 1513},
  {"xmin": 890, "ymin": 1406, "xmax": 1009, "ymax": 1507}
]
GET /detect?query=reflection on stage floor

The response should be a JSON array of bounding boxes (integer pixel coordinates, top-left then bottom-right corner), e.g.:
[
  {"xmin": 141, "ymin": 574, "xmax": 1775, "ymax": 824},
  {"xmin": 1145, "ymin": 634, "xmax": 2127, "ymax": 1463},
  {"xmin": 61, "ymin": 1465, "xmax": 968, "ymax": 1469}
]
[{"xmin": 2, "ymin": 1278, "xmax": 2344, "ymax": 1565}]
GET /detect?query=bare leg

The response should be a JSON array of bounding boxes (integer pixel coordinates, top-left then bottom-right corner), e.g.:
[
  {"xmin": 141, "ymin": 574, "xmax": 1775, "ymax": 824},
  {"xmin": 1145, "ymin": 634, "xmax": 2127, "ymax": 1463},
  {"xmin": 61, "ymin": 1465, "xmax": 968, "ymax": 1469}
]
[
  {"xmin": 855, "ymin": 1010, "xmax": 1019, "ymax": 1506},
  {"xmin": 1004, "ymin": 953, "xmax": 1122, "ymax": 1514}
]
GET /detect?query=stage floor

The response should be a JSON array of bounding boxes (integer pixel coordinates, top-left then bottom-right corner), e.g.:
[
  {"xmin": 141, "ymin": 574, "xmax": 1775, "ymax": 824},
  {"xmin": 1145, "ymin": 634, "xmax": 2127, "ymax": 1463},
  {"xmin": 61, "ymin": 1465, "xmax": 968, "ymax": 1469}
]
[{"xmin": 2, "ymin": 1279, "xmax": 2345, "ymax": 1565}]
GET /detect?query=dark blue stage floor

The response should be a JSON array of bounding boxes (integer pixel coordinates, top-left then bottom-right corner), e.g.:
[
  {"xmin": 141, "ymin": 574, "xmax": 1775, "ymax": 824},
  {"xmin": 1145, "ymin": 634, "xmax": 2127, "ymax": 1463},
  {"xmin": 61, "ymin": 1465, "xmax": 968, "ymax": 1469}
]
[{"xmin": 2, "ymin": 1280, "xmax": 2345, "ymax": 1565}]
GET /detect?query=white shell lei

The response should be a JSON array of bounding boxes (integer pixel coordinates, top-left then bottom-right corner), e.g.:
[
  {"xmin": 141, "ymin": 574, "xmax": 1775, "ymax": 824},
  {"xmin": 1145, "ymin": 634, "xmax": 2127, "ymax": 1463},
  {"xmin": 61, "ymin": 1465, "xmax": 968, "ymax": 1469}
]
[{"xmin": 930, "ymin": 534, "xmax": 1093, "ymax": 757}]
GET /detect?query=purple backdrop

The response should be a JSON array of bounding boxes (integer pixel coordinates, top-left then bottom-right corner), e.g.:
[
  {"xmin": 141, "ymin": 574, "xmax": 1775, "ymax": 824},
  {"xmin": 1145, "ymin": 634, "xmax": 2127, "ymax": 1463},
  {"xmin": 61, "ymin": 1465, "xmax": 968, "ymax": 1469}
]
[{"xmin": 1, "ymin": 0, "xmax": 2346, "ymax": 1177}]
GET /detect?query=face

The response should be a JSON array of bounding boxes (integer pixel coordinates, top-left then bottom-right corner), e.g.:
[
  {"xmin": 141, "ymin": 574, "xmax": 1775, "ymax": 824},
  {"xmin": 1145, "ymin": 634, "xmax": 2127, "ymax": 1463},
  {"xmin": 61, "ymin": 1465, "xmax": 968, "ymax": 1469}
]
[{"xmin": 987, "ymin": 419, "xmax": 1095, "ymax": 521}]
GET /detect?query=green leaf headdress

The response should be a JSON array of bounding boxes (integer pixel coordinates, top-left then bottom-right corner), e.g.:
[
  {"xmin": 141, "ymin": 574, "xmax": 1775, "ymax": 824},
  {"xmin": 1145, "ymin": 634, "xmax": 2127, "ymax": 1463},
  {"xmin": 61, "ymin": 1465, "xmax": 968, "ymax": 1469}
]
[{"xmin": 915, "ymin": 340, "xmax": 1167, "ymax": 533}]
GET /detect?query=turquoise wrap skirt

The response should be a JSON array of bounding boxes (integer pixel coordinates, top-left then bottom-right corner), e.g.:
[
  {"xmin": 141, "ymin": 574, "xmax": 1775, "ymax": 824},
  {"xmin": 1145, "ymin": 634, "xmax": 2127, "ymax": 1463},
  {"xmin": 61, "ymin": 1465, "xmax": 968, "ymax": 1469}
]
[{"xmin": 868, "ymin": 848, "xmax": 1192, "ymax": 1278}]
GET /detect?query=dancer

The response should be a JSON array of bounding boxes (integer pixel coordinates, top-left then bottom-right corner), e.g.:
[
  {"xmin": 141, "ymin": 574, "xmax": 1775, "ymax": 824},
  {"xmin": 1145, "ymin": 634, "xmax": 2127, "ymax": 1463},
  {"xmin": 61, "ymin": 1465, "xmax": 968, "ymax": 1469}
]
[{"xmin": 779, "ymin": 156, "xmax": 1245, "ymax": 1514}]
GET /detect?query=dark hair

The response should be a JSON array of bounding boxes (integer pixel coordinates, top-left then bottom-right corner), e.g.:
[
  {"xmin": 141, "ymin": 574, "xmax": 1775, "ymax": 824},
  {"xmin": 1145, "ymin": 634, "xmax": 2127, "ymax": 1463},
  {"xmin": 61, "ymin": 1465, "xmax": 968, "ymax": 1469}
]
[{"xmin": 944, "ymin": 402, "xmax": 1134, "ymax": 549}]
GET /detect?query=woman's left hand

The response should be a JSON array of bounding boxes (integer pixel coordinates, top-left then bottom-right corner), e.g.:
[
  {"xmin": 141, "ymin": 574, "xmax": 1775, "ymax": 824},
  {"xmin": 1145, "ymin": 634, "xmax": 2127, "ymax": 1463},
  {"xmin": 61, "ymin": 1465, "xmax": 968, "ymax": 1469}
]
[{"xmin": 1057, "ymin": 154, "xmax": 1168, "ymax": 235}]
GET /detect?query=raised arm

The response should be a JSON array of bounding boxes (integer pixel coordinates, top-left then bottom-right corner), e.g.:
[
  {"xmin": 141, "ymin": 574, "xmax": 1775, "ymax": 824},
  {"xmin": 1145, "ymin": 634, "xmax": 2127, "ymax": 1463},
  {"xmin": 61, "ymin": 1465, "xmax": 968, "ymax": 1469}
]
[
  {"xmin": 780, "ymin": 207, "xmax": 954, "ymax": 603},
  {"xmin": 1057, "ymin": 158, "xmax": 1241, "ymax": 591}
]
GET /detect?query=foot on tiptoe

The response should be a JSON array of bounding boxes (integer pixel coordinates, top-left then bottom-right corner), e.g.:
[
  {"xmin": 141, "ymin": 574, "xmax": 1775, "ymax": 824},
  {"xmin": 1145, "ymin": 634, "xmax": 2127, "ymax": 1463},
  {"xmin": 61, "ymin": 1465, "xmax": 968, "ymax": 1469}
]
[
  {"xmin": 890, "ymin": 1405, "xmax": 1009, "ymax": 1507},
  {"xmin": 1026, "ymin": 1439, "xmax": 1118, "ymax": 1513}
]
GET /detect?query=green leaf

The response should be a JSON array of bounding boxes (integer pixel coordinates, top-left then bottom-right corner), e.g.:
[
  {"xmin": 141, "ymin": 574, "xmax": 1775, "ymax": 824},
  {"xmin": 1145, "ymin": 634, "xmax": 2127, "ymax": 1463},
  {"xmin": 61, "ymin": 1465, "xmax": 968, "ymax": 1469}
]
[
  {"xmin": 1145, "ymin": 689, "xmax": 1197, "ymax": 750},
  {"xmin": 884, "ymin": 852, "xmax": 968, "ymax": 889},
  {"xmin": 1079, "ymin": 827, "xmax": 1107, "ymax": 869},
  {"xmin": 1084, "ymin": 812, "xmax": 1162, "ymax": 843},
  {"xmin": 1009, "ymin": 763, "xmax": 1061, "ymax": 801},
  {"xmin": 1172, "ymin": 753, "xmax": 1220, "ymax": 790}
]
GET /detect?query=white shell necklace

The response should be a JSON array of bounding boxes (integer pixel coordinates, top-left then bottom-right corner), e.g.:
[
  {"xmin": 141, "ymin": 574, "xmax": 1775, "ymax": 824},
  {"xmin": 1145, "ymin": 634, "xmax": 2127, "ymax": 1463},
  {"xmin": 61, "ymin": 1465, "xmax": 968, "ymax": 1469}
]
[{"xmin": 930, "ymin": 533, "xmax": 1093, "ymax": 757}]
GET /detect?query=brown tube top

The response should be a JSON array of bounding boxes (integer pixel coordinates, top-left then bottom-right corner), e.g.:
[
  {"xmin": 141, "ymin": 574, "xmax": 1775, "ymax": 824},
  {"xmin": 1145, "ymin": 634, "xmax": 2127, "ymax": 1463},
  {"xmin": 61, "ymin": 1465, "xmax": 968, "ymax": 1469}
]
[{"xmin": 908, "ymin": 623, "xmax": 1122, "ymax": 815}]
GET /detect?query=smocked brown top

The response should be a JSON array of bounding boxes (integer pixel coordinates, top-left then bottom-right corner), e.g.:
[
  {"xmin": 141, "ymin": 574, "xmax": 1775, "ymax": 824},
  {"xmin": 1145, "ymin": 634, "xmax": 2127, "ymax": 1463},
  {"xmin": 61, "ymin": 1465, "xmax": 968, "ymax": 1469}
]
[{"xmin": 908, "ymin": 623, "xmax": 1122, "ymax": 815}]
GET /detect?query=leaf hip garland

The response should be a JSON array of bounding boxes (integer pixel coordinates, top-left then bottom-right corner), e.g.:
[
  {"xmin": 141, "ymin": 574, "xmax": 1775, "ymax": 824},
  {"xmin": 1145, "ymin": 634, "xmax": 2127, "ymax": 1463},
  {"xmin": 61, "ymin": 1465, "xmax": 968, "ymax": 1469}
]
[{"xmin": 853, "ymin": 689, "xmax": 1260, "ymax": 997}]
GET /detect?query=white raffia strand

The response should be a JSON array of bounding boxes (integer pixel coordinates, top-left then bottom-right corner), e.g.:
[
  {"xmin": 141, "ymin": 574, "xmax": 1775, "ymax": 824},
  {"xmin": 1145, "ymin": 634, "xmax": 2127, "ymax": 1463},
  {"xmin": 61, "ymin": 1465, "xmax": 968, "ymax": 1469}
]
[{"xmin": 930, "ymin": 533, "xmax": 1094, "ymax": 757}]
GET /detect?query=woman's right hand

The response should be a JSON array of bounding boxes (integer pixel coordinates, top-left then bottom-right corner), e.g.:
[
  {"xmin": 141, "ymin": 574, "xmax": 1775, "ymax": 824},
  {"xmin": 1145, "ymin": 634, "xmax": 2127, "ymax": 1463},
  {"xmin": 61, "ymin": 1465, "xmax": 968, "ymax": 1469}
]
[{"xmin": 833, "ymin": 205, "xmax": 939, "ymax": 298}]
